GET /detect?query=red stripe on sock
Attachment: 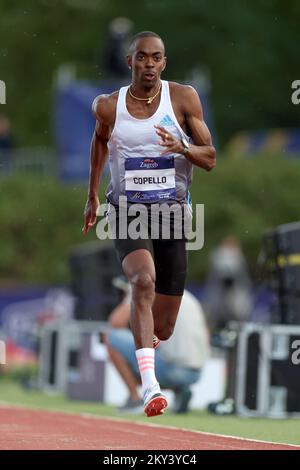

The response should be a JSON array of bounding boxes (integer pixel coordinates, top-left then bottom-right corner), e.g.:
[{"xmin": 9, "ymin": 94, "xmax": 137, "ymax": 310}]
[
  {"xmin": 139, "ymin": 361, "xmax": 154, "ymax": 368},
  {"xmin": 140, "ymin": 365, "xmax": 155, "ymax": 373},
  {"xmin": 137, "ymin": 357, "xmax": 154, "ymax": 364}
]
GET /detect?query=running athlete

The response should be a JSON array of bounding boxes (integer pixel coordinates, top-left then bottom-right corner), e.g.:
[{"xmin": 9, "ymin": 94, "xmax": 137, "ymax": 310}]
[{"xmin": 83, "ymin": 31, "xmax": 216, "ymax": 417}]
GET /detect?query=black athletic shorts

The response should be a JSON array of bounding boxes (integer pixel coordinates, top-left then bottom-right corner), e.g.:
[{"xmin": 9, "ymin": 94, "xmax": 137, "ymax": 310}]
[{"xmin": 107, "ymin": 203, "xmax": 188, "ymax": 296}]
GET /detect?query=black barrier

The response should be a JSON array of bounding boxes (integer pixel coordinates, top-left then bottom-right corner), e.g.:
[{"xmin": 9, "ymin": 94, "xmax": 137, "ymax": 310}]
[{"xmin": 264, "ymin": 221, "xmax": 300, "ymax": 324}]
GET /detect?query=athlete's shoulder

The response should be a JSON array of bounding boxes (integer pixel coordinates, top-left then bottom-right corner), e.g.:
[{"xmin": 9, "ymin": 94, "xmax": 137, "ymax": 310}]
[
  {"xmin": 168, "ymin": 81, "xmax": 200, "ymax": 100},
  {"xmin": 168, "ymin": 81, "xmax": 202, "ymax": 115},
  {"xmin": 92, "ymin": 90, "xmax": 119, "ymax": 123}
]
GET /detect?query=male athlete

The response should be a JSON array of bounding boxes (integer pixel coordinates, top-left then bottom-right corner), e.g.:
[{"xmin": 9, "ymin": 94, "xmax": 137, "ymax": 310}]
[{"xmin": 83, "ymin": 31, "xmax": 216, "ymax": 417}]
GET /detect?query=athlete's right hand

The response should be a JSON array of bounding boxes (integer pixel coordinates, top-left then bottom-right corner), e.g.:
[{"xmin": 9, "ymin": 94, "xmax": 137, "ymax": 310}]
[{"xmin": 82, "ymin": 196, "xmax": 100, "ymax": 235}]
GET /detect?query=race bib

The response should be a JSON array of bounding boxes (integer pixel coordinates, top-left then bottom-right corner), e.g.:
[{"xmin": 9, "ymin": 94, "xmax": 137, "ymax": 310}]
[{"xmin": 125, "ymin": 156, "xmax": 176, "ymax": 203}]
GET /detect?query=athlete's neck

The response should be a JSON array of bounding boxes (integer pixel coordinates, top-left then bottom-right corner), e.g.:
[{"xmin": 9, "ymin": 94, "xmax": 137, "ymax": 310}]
[{"xmin": 130, "ymin": 80, "xmax": 161, "ymax": 97}]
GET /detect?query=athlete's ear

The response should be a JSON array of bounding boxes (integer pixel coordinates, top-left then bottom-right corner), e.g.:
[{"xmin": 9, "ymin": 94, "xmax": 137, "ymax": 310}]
[{"xmin": 127, "ymin": 55, "xmax": 132, "ymax": 69}]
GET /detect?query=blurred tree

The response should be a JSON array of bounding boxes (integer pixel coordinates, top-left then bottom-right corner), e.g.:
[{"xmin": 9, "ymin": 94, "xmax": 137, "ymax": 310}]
[
  {"xmin": 1, "ymin": 154, "xmax": 300, "ymax": 285},
  {"xmin": 0, "ymin": 0, "xmax": 299, "ymax": 147}
]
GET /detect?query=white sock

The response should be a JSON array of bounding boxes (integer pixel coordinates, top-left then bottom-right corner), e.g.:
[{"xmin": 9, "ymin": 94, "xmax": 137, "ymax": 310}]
[{"xmin": 135, "ymin": 348, "xmax": 157, "ymax": 394}]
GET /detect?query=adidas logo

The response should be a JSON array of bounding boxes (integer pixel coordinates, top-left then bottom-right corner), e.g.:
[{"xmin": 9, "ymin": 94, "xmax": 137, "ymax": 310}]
[{"xmin": 159, "ymin": 114, "xmax": 175, "ymax": 127}]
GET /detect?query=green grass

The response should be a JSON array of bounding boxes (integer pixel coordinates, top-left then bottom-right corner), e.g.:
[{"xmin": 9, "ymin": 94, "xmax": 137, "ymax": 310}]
[{"xmin": 1, "ymin": 379, "xmax": 300, "ymax": 445}]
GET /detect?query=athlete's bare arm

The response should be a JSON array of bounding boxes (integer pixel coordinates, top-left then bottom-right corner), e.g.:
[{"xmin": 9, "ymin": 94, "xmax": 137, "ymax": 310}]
[
  {"xmin": 82, "ymin": 93, "xmax": 117, "ymax": 234},
  {"xmin": 108, "ymin": 296, "xmax": 130, "ymax": 328},
  {"xmin": 155, "ymin": 84, "xmax": 216, "ymax": 171}
]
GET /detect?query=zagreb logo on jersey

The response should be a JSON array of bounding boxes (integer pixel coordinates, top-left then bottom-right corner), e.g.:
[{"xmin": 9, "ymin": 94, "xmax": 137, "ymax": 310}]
[{"xmin": 140, "ymin": 158, "xmax": 159, "ymax": 169}]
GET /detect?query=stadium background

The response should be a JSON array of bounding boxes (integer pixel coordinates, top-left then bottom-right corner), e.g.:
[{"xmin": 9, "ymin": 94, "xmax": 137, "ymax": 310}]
[{"xmin": 1, "ymin": 0, "xmax": 300, "ymax": 449}]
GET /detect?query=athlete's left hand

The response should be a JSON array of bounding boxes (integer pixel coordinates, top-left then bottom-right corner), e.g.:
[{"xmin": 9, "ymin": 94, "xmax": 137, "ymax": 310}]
[{"xmin": 155, "ymin": 125, "xmax": 184, "ymax": 156}]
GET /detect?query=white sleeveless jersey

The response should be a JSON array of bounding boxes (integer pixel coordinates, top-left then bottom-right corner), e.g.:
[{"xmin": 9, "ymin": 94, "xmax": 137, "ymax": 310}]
[{"xmin": 106, "ymin": 80, "xmax": 193, "ymax": 205}]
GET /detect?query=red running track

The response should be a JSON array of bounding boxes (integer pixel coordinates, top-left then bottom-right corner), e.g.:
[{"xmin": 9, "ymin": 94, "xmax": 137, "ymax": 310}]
[{"xmin": 0, "ymin": 406, "xmax": 299, "ymax": 450}]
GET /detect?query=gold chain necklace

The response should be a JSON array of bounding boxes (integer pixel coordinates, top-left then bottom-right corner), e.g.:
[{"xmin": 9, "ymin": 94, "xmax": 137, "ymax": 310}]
[{"xmin": 128, "ymin": 82, "xmax": 162, "ymax": 105}]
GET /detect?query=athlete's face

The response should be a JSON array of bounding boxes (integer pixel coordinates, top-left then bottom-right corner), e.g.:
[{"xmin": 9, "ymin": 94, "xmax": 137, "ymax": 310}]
[{"xmin": 127, "ymin": 37, "xmax": 166, "ymax": 88}]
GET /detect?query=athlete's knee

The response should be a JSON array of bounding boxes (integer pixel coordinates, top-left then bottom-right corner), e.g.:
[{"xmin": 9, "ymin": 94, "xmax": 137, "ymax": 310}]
[
  {"xmin": 155, "ymin": 322, "xmax": 175, "ymax": 341},
  {"xmin": 130, "ymin": 272, "xmax": 155, "ymax": 299}
]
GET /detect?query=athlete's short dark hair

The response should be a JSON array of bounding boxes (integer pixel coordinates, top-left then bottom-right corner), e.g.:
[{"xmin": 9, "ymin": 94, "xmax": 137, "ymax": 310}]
[{"xmin": 128, "ymin": 31, "xmax": 165, "ymax": 55}]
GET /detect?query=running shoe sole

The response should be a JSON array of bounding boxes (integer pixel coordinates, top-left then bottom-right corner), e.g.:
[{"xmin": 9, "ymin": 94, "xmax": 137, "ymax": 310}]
[{"xmin": 144, "ymin": 394, "xmax": 168, "ymax": 417}]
